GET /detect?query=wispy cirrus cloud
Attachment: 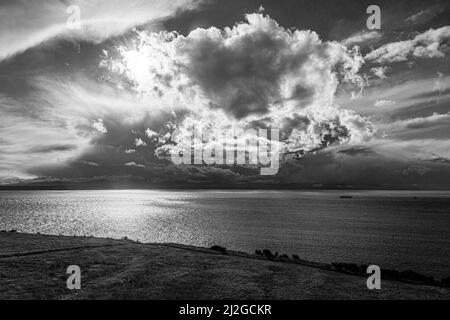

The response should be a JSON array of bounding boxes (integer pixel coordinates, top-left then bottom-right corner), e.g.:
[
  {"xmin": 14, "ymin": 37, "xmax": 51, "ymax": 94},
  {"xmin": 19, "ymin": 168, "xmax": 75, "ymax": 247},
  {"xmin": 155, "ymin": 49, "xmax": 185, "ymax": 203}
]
[
  {"xmin": 405, "ymin": 5, "xmax": 446, "ymax": 25},
  {"xmin": 374, "ymin": 99, "xmax": 396, "ymax": 108},
  {"xmin": 394, "ymin": 112, "xmax": 450, "ymax": 130},
  {"xmin": 0, "ymin": 75, "xmax": 169, "ymax": 179},
  {"xmin": 338, "ymin": 75, "xmax": 450, "ymax": 117},
  {"xmin": 365, "ymin": 26, "xmax": 450, "ymax": 63},
  {"xmin": 0, "ymin": 0, "xmax": 203, "ymax": 62},
  {"xmin": 0, "ymin": 111, "xmax": 90, "ymax": 179},
  {"xmin": 377, "ymin": 112, "xmax": 450, "ymax": 143},
  {"xmin": 342, "ymin": 31, "xmax": 382, "ymax": 47}
]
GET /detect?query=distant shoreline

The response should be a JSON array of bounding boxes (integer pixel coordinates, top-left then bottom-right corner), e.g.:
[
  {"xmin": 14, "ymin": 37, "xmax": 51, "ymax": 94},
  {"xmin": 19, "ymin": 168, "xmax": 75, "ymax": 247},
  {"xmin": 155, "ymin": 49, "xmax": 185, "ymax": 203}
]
[{"xmin": 3, "ymin": 185, "xmax": 450, "ymax": 191}]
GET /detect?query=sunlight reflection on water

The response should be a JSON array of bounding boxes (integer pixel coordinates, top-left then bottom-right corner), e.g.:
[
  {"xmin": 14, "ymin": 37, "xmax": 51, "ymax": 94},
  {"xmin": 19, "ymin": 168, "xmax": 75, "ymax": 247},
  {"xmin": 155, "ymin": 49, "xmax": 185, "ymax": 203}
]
[{"xmin": 1, "ymin": 189, "xmax": 449, "ymax": 277}]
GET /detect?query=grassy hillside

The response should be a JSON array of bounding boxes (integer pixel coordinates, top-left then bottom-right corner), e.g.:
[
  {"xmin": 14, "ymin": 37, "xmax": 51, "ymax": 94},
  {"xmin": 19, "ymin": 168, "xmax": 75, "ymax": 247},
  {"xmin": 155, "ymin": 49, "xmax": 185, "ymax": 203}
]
[{"xmin": 0, "ymin": 233, "xmax": 448, "ymax": 300}]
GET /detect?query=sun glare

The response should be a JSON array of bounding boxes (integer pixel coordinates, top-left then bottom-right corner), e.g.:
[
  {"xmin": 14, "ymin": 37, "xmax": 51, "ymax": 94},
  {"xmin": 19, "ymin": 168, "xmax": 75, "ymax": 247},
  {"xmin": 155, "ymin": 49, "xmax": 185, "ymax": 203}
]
[{"xmin": 121, "ymin": 49, "xmax": 151, "ymax": 88}]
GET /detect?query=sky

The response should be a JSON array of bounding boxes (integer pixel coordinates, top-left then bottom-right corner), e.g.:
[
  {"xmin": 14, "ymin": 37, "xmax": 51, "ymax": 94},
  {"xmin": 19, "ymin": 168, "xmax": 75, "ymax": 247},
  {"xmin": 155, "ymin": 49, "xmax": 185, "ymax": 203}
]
[{"xmin": 1, "ymin": 0, "xmax": 450, "ymax": 189}]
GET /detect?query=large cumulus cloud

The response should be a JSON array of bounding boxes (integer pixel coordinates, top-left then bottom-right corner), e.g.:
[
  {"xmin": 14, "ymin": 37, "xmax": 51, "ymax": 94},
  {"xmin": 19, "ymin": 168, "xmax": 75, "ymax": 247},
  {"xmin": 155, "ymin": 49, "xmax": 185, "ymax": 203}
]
[
  {"xmin": 173, "ymin": 14, "xmax": 340, "ymax": 118},
  {"xmin": 105, "ymin": 13, "xmax": 375, "ymax": 160}
]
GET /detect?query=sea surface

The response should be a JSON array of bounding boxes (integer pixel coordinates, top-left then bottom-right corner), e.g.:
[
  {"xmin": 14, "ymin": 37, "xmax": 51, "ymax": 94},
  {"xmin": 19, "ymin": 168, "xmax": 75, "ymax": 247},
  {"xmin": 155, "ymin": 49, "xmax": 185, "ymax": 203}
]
[{"xmin": 0, "ymin": 190, "xmax": 449, "ymax": 278}]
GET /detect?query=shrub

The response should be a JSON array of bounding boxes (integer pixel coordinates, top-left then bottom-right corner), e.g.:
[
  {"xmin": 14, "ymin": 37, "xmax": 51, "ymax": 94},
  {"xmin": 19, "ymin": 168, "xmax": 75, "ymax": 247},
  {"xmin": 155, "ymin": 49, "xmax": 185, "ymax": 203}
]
[
  {"xmin": 441, "ymin": 277, "xmax": 450, "ymax": 287},
  {"xmin": 210, "ymin": 245, "xmax": 227, "ymax": 254},
  {"xmin": 332, "ymin": 263, "xmax": 363, "ymax": 275},
  {"xmin": 262, "ymin": 249, "xmax": 274, "ymax": 259}
]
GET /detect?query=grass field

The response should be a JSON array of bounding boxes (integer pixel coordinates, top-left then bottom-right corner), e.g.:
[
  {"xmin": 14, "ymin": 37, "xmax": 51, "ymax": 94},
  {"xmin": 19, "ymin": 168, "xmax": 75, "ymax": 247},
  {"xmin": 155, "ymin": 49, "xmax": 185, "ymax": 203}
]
[{"xmin": 0, "ymin": 232, "xmax": 448, "ymax": 300}]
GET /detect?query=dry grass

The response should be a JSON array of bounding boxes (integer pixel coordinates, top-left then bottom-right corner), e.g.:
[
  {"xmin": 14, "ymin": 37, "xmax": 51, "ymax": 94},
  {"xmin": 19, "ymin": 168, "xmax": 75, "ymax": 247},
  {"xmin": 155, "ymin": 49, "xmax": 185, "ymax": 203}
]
[{"xmin": 0, "ymin": 233, "xmax": 449, "ymax": 300}]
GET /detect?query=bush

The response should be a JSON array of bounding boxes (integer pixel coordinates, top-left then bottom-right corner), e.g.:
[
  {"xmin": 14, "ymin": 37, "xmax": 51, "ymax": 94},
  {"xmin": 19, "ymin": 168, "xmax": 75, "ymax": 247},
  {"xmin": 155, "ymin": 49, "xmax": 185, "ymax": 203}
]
[
  {"xmin": 262, "ymin": 249, "xmax": 274, "ymax": 259},
  {"xmin": 292, "ymin": 255, "xmax": 300, "ymax": 261},
  {"xmin": 255, "ymin": 250, "xmax": 262, "ymax": 255},
  {"xmin": 441, "ymin": 277, "xmax": 450, "ymax": 287},
  {"xmin": 210, "ymin": 245, "xmax": 227, "ymax": 254},
  {"xmin": 332, "ymin": 263, "xmax": 363, "ymax": 275}
]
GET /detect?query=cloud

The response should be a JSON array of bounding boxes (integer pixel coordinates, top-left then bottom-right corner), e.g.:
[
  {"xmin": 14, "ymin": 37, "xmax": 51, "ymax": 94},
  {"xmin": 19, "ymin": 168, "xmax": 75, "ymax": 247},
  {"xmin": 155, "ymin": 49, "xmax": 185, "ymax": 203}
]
[
  {"xmin": 171, "ymin": 15, "xmax": 328, "ymax": 118},
  {"xmin": 2, "ymin": 4, "xmax": 450, "ymax": 186},
  {"xmin": 92, "ymin": 119, "xmax": 107, "ymax": 134},
  {"xmin": 124, "ymin": 162, "xmax": 145, "ymax": 168},
  {"xmin": 405, "ymin": 6, "xmax": 445, "ymax": 24},
  {"xmin": 370, "ymin": 66, "xmax": 389, "ymax": 79},
  {"xmin": 170, "ymin": 14, "xmax": 365, "ymax": 118},
  {"xmin": 403, "ymin": 112, "xmax": 450, "ymax": 130},
  {"xmin": 377, "ymin": 113, "xmax": 450, "ymax": 143},
  {"xmin": 0, "ymin": 75, "xmax": 170, "ymax": 179},
  {"xmin": 402, "ymin": 165, "xmax": 431, "ymax": 176},
  {"xmin": 374, "ymin": 100, "xmax": 396, "ymax": 107},
  {"xmin": 365, "ymin": 26, "xmax": 450, "ymax": 63},
  {"xmin": 342, "ymin": 31, "xmax": 382, "ymax": 47},
  {"xmin": 29, "ymin": 144, "xmax": 78, "ymax": 153},
  {"xmin": 105, "ymin": 13, "xmax": 374, "ymax": 160},
  {"xmin": 338, "ymin": 75, "xmax": 450, "ymax": 118},
  {"xmin": 359, "ymin": 138, "xmax": 450, "ymax": 162},
  {"xmin": 145, "ymin": 128, "xmax": 159, "ymax": 140},
  {"xmin": 0, "ymin": 0, "xmax": 203, "ymax": 62},
  {"xmin": 72, "ymin": 160, "xmax": 99, "ymax": 167},
  {"xmin": 433, "ymin": 72, "xmax": 445, "ymax": 96},
  {"xmin": 0, "ymin": 112, "xmax": 90, "ymax": 179},
  {"xmin": 337, "ymin": 146, "xmax": 375, "ymax": 156},
  {"xmin": 406, "ymin": 10, "xmax": 432, "ymax": 23},
  {"xmin": 134, "ymin": 138, "xmax": 147, "ymax": 147}
]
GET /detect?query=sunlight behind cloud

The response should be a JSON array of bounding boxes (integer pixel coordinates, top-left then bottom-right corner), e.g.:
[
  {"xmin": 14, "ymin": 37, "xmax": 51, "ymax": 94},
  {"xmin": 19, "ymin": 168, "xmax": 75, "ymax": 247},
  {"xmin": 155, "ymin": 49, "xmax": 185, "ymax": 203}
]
[{"xmin": 104, "ymin": 13, "xmax": 376, "ymax": 160}]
